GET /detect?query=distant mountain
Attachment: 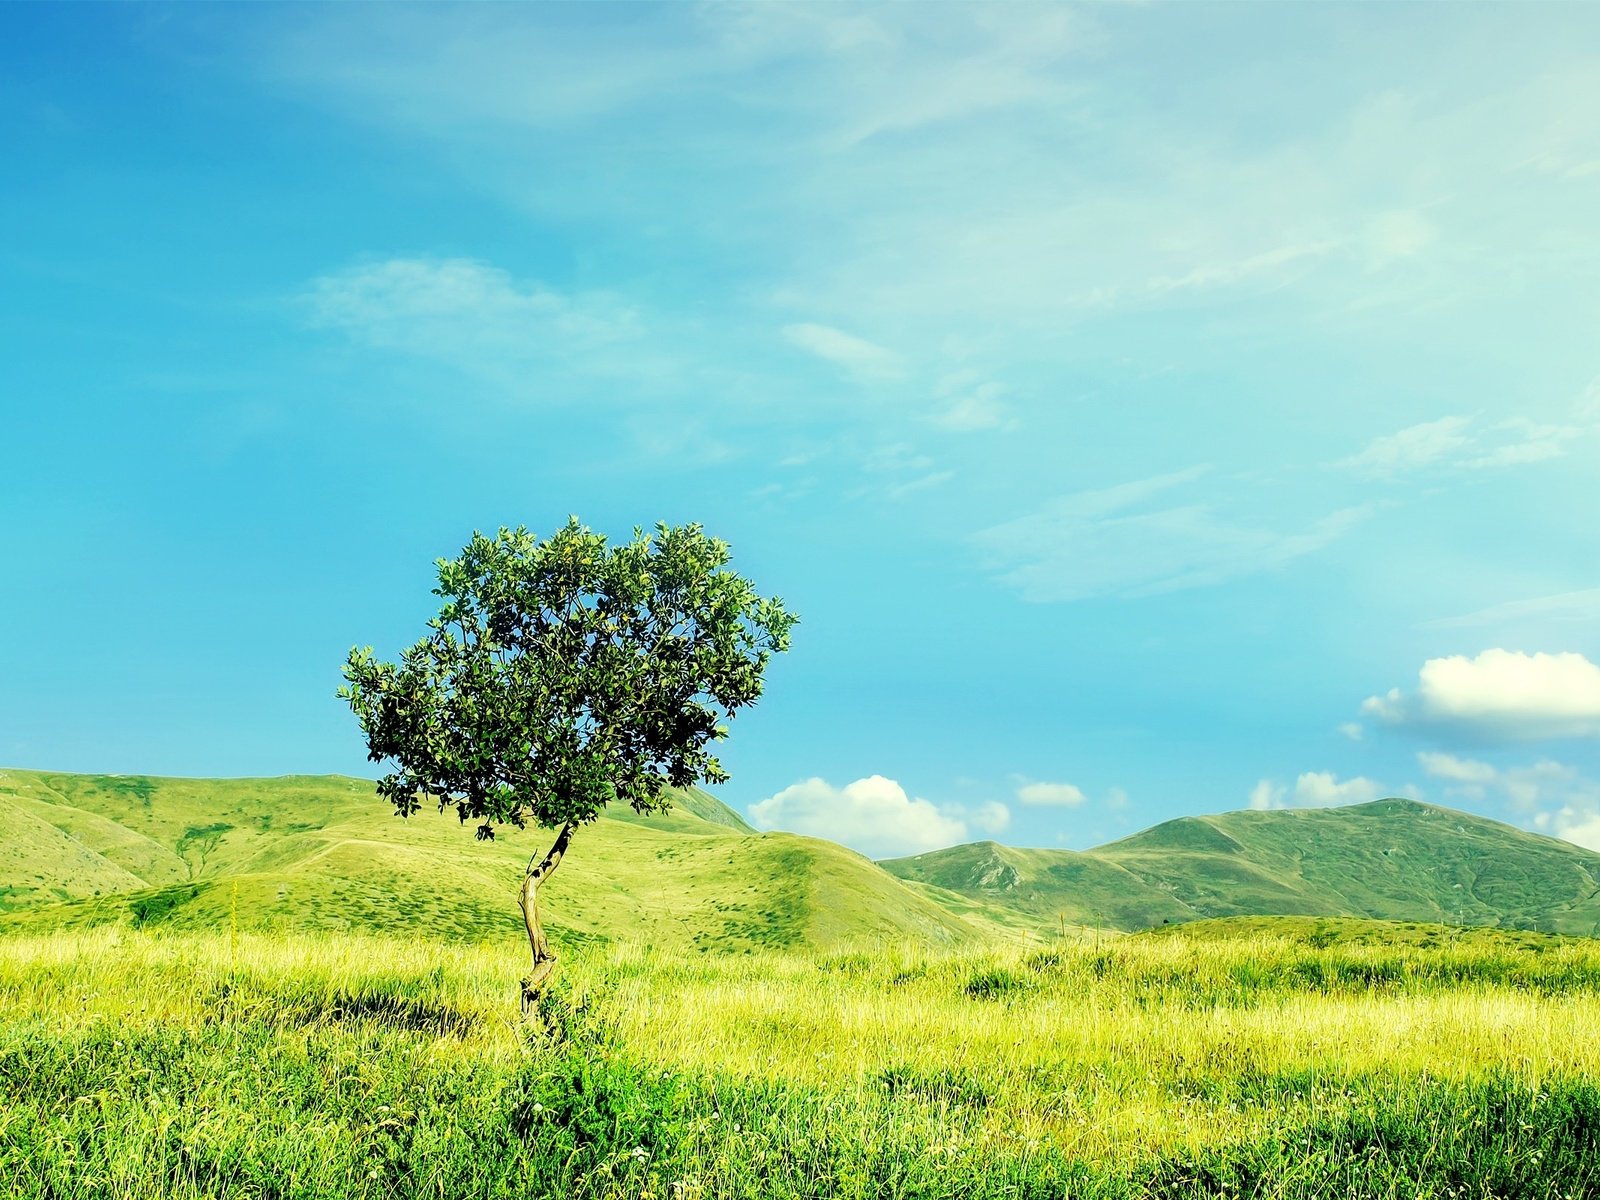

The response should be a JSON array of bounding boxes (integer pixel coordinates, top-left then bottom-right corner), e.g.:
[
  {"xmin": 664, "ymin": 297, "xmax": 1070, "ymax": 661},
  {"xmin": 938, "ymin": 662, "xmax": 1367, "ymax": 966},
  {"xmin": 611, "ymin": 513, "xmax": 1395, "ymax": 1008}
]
[
  {"xmin": 883, "ymin": 799, "xmax": 1600, "ymax": 937},
  {"xmin": 7, "ymin": 770, "xmax": 1597, "ymax": 946},
  {"xmin": 0, "ymin": 768, "xmax": 989, "ymax": 949}
]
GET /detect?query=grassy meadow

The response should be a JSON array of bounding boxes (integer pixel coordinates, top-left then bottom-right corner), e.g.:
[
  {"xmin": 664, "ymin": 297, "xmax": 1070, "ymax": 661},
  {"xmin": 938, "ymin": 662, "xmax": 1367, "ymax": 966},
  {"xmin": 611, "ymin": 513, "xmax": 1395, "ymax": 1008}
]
[{"xmin": 4, "ymin": 920, "xmax": 1600, "ymax": 1199}]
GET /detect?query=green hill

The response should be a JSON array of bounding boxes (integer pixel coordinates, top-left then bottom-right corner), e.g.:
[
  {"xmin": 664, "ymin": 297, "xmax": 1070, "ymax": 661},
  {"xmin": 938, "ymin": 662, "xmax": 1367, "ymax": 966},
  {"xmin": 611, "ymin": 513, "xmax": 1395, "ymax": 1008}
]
[
  {"xmin": 0, "ymin": 768, "xmax": 988, "ymax": 950},
  {"xmin": 9, "ymin": 770, "xmax": 1598, "ymax": 947},
  {"xmin": 883, "ymin": 798, "xmax": 1600, "ymax": 938}
]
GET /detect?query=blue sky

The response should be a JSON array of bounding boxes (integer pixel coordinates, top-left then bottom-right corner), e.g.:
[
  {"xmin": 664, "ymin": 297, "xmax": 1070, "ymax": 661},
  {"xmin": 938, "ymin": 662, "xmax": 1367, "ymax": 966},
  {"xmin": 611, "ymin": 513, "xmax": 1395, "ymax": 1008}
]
[{"xmin": 5, "ymin": 3, "xmax": 1600, "ymax": 858}]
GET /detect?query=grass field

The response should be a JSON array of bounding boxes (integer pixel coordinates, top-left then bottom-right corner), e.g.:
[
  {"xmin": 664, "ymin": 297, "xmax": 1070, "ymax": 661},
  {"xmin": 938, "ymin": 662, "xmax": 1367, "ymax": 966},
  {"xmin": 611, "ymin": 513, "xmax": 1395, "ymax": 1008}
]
[{"xmin": 3, "ymin": 920, "xmax": 1598, "ymax": 1199}]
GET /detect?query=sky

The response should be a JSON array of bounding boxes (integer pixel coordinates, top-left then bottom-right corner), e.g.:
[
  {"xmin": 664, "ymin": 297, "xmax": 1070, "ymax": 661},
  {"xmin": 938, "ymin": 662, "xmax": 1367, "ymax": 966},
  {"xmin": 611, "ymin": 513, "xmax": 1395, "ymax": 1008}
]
[{"xmin": 4, "ymin": 2, "xmax": 1600, "ymax": 860}]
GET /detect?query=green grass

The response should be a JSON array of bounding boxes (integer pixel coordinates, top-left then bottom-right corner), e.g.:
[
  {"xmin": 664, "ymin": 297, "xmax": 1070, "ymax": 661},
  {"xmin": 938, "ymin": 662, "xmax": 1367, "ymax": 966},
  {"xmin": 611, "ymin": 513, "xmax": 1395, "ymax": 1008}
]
[
  {"xmin": 2, "ymin": 926, "xmax": 1599, "ymax": 1198},
  {"xmin": 7, "ymin": 768, "xmax": 1599, "ymax": 1195}
]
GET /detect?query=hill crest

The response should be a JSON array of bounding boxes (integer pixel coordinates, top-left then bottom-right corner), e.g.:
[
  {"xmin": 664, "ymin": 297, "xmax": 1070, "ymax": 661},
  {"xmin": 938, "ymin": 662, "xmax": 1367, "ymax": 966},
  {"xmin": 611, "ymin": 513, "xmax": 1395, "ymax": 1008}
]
[{"xmin": 885, "ymin": 796, "xmax": 1600, "ymax": 938}]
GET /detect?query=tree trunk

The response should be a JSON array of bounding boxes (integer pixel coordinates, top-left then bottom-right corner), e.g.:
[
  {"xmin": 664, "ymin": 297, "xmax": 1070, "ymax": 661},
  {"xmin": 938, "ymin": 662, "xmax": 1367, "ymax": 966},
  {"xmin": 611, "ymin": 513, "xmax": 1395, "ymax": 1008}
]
[{"xmin": 519, "ymin": 821, "xmax": 576, "ymax": 1017}]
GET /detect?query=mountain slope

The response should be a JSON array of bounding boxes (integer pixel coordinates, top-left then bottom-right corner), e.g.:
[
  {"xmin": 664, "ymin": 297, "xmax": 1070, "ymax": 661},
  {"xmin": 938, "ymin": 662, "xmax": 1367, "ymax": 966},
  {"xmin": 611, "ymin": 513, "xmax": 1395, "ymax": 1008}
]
[
  {"xmin": 0, "ymin": 768, "xmax": 988, "ymax": 950},
  {"xmin": 10, "ymin": 770, "xmax": 1598, "ymax": 945},
  {"xmin": 884, "ymin": 799, "xmax": 1600, "ymax": 937}
]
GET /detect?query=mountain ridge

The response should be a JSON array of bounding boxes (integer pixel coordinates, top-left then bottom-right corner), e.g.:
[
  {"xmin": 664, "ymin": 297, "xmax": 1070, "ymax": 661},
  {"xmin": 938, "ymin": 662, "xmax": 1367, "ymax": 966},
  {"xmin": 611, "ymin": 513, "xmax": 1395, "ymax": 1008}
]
[
  {"xmin": 884, "ymin": 797, "xmax": 1600, "ymax": 937},
  {"xmin": 5, "ymin": 770, "xmax": 1598, "ymax": 944}
]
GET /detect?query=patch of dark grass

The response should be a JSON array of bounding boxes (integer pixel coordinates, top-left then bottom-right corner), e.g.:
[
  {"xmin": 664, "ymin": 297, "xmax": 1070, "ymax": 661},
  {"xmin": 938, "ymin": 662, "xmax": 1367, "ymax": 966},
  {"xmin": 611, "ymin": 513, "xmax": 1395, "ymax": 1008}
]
[
  {"xmin": 208, "ymin": 975, "xmax": 478, "ymax": 1038},
  {"xmin": 877, "ymin": 1063, "xmax": 993, "ymax": 1109},
  {"xmin": 130, "ymin": 884, "xmax": 202, "ymax": 927},
  {"xmin": 963, "ymin": 966, "xmax": 1030, "ymax": 999},
  {"xmin": 1146, "ymin": 1073, "xmax": 1600, "ymax": 1198}
]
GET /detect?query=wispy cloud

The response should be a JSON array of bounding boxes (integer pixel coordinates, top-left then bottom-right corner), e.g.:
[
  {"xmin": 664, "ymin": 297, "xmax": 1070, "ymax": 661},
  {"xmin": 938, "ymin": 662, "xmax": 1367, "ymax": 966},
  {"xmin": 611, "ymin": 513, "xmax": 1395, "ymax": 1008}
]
[
  {"xmin": 970, "ymin": 800, "xmax": 1012, "ymax": 834},
  {"xmin": 1418, "ymin": 751, "xmax": 1600, "ymax": 852},
  {"xmin": 1336, "ymin": 414, "xmax": 1590, "ymax": 478},
  {"xmin": 306, "ymin": 257, "xmax": 647, "ymax": 394},
  {"xmin": 1421, "ymin": 588, "xmax": 1600, "ymax": 631},
  {"xmin": 1334, "ymin": 417, "xmax": 1474, "ymax": 477},
  {"xmin": 782, "ymin": 322, "xmax": 904, "ymax": 382},
  {"xmin": 258, "ymin": 4, "xmax": 1600, "ymax": 359},
  {"xmin": 976, "ymin": 468, "xmax": 1372, "ymax": 602},
  {"xmin": 703, "ymin": 3, "xmax": 1090, "ymax": 147},
  {"xmin": 929, "ymin": 375, "xmax": 1017, "ymax": 433},
  {"xmin": 885, "ymin": 470, "xmax": 955, "ymax": 500}
]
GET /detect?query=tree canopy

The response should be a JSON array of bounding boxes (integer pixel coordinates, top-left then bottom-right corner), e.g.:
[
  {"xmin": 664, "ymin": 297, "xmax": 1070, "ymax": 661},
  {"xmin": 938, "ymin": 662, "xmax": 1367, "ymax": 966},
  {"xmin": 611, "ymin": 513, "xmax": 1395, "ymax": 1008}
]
[{"xmin": 340, "ymin": 519, "xmax": 797, "ymax": 840}]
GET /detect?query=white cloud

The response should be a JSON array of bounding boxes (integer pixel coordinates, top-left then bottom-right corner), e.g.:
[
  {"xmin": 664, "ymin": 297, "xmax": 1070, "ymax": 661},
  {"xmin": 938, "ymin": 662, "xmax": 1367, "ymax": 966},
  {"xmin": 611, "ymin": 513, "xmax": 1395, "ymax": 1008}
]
[
  {"xmin": 1416, "ymin": 751, "xmax": 1497, "ymax": 786},
  {"xmin": 1339, "ymin": 722, "xmax": 1365, "ymax": 741},
  {"xmin": 930, "ymin": 378, "xmax": 1016, "ymax": 432},
  {"xmin": 1012, "ymin": 779, "xmax": 1130, "ymax": 811},
  {"xmin": 1552, "ymin": 810, "xmax": 1600, "ymax": 853},
  {"xmin": 976, "ymin": 467, "xmax": 1372, "ymax": 602},
  {"xmin": 1248, "ymin": 780, "xmax": 1286, "ymax": 810},
  {"xmin": 970, "ymin": 800, "xmax": 1012, "ymax": 834},
  {"xmin": 1016, "ymin": 780, "xmax": 1087, "ymax": 807},
  {"xmin": 1336, "ymin": 417, "xmax": 1473, "ymax": 476},
  {"xmin": 1249, "ymin": 772, "xmax": 1383, "ymax": 811},
  {"xmin": 1292, "ymin": 771, "xmax": 1385, "ymax": 808},
  {"xmin": 1463, "ymin": 419, "xmax": 1582, "ymax": 469},
  {"xmin": 1419, "ymin": 752, "xmax": 1600, "ymax": 852},
  {"xmin": 746, "ymin": 775, "xmax": 967, "ymax": 859},
  {"xmin": 1419, "ymin": 752, "xmax": 1577, "ymax": 811},
  {"xmin": 1363, "ymin": 649, "xmax": 1600, "ymax": 741},
  {"xmin": 782, "ymin": 323, "xmax": 904, "ymax": 382},
  {"xmin": 1337, "ymin": 415, "xmax": 1588, "ymax": 478}
]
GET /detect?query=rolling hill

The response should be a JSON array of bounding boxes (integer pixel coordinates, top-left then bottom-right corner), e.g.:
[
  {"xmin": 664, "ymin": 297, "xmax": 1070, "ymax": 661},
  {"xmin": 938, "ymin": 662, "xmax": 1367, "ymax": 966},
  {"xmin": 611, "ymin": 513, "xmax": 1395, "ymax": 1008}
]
[
  {"xmin": 0, "ymin": 768, "xmax": 991, "ymax": 950},
  {"xmin": 6, "ymin": 770, "xmax": 1599, "ymax": 945},
  {"xmin": 883, "ymin": 799, "xmax": 1600, "ymax": 937}
]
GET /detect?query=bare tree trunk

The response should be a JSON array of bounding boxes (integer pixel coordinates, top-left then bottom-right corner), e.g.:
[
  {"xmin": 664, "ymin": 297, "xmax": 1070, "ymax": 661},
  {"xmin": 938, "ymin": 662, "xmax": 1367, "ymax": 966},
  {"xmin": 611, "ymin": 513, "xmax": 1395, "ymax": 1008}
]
[{"xmin": 519, "ymin": 821, "xmax": 576, "ymax": 1017}]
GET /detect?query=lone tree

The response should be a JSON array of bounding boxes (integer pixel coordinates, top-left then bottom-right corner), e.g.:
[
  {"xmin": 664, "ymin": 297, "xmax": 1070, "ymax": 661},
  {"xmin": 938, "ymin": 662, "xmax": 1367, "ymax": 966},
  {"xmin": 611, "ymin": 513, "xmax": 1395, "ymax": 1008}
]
[{"xmin": 339, "ymin": 519, "xmax": 795, "ymax": 1013}]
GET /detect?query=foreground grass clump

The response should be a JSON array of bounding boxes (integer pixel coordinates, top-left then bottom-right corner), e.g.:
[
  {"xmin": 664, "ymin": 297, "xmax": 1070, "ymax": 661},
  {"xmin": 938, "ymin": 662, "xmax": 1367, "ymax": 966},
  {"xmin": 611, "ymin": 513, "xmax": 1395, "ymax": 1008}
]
[{"xmin": 1, "ymin": 924, "xmax": 1598, "ymax": 1198}]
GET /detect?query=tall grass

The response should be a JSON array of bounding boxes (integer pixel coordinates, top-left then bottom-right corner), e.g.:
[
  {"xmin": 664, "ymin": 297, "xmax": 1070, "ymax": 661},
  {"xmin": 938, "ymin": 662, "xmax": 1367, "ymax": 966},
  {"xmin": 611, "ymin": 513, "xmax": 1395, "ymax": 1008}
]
[{"xmin": 2, "ymin": 926, "xmax": 1598, "ymax": 1198}]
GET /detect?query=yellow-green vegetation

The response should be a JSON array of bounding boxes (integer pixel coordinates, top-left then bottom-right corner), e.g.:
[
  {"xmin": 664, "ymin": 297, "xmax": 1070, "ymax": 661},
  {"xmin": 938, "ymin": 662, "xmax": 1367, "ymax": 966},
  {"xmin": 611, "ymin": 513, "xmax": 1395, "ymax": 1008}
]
[
  {"xmin": 12, "ymin": 769, "xmax": 1600, "ymax": 954},
  {"xmin": 885, "ymin": 799, "xmax": 1600, "ymax": 936},
  {"xmin": 3, "ymin": 921, "xmax": 1598, "ymax": 1198},
  {"xmin": 0, "ymin": 769, "xmax": 986, "ymax": 949}
]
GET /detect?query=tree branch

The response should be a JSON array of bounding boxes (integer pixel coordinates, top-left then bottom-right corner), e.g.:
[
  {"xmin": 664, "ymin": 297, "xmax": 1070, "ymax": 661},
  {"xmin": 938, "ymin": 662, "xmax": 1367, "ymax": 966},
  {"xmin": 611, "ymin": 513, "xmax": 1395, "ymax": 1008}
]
[{"xmin": 525, "ymin": 820, "xmax": 577, "ymax": 885}]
